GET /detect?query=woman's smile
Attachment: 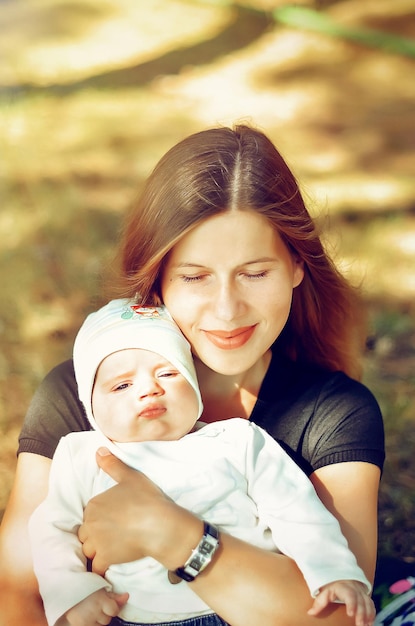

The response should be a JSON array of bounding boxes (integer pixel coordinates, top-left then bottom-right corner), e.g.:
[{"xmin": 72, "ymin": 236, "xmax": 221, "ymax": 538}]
[{"xmin": 202, "ymin": 325, "xmax": 256, "ymax": 350}]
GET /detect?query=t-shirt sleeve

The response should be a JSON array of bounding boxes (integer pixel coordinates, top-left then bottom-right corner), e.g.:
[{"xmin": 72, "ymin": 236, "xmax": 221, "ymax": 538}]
[
  {"xmin": 18, "ymin": 360, "xmax": 91, "ymax": 459},
  {"xmin": 251, "ymin": 355, "xmax": 385, "ymax": 476},
  {"xmin": 304, "ymin": 372, "xmax": 385, "ymax": 472}
]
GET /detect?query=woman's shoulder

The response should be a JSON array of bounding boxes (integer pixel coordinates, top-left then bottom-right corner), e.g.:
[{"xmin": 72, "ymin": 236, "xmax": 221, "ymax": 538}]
[
  {"xmin": 18, "ymin": 359, "xmax": 90, "ymax": 459},
  {"xmin": 256, "ymin": 351, "xmax": 380, "ymax": 414},
  {"xmin": 30, "ymin": 359, "xmax": 83, "ymax": 411},
  {"xmin": 251, "ymin": 352, "xmax": 385, "ymax": 474}
]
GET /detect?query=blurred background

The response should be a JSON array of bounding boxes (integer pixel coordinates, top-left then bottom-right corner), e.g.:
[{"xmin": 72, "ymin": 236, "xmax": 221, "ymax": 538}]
[{"xmin": 1, "ymin": 0, "xmax": 414, "ymax": 563}]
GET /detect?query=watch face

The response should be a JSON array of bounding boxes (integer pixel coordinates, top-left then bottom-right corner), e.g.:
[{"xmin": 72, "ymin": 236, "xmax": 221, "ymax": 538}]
[
  {"xmin": 173, "ymin": 523, "xmax": 220, "ymax": 583},
  {"xmin": 199, "ymin": 538, "xmax": 215, "ymax": 556},
  {"xmin": 189, "ymin": 553, "xmax": 206, "ymax": 571}
]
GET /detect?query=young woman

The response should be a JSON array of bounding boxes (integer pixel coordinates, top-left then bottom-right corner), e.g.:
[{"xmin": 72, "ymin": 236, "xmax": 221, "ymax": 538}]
[{"xmin": 0, "ymin": 124, "xmax": 384, "ymax": 626}]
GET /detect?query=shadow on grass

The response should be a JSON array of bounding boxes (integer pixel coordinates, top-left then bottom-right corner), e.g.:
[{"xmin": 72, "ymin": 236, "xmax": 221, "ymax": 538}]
[{"xmin": 0, "ymin": 4, "xmax": 272, "ymax": 99}]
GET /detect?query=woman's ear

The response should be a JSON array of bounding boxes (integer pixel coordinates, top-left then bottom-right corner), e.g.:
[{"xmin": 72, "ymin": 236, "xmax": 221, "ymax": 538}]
[{"xmin": 292, "ymin": 256, "xmax": 304, "ymax": 288}]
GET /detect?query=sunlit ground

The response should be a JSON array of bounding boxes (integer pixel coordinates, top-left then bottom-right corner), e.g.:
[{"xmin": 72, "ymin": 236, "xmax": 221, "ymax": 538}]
[{"xmin": 1, "ymin": 0, "xmax": 415, "ymax": 560}]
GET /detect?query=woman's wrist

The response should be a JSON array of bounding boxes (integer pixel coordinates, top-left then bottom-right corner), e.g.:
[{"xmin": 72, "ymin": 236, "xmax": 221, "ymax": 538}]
[
  {"xmin": 171, "ymin": 522, "xmax": 220, "ymax": 583},
  {"xmin": 155, "ymin": 504, "xmax": 205, "ymax": 571}
]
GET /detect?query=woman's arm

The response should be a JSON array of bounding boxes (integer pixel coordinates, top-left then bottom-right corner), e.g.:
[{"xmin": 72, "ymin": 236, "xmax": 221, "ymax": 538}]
[
  {"xmin": 80, "ymin": 449, "xmax": 380, "ymax": 626},
  {"xmin": 0, "ymin": 452, "xmax": 52, "ymax": 626},
  {"xmin": 310, "ymin": 461, "xmax": 381, "ymax": 584}
]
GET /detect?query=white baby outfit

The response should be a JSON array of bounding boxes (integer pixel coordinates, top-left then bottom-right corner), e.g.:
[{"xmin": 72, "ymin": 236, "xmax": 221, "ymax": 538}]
[{"xmin": 29, "ymin": 300, "xmax": 370, "ymax": 626}]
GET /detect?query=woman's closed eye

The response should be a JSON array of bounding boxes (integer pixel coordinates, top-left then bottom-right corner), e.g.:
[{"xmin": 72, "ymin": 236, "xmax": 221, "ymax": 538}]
[
  {"xmin": 180, "ymin": 274, "xmax": 207, "ymax": 283},
  {"xmin": 243, "ymin": 271, "xmax": 269, "ymax": 280},
  {"xmin": 180, "ymin": 271, "xmax": 270, "ymax": 283}
]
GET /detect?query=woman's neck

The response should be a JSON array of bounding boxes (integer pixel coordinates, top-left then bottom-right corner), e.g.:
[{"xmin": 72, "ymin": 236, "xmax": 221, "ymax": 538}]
[{"xmin": 195, "ymin": 351, "xmax": 272, "ymax": 423}]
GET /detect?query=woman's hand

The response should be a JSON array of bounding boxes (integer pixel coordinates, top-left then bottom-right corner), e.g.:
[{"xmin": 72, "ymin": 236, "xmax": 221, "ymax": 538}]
[{"xmin": 78, "ymin": 448, "xmax": 203, "ymax": 575}]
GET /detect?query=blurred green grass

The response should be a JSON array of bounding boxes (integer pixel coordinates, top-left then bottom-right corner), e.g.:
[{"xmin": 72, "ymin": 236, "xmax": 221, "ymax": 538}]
[{"xmin": 1, "ymin": 0, "xmax": 415, "ymax": 563}]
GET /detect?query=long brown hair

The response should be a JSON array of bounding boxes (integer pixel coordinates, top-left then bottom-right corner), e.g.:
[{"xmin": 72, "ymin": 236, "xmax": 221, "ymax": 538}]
[{"xmin": 117, "ymin": 124, "xmax": 365, "ymax": 379}]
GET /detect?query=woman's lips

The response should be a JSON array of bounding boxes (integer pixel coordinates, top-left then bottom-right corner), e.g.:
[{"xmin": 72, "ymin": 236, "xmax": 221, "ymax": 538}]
[{"xmin": 202, "ymin": 325, "xmax": 256, "ymax": 350}]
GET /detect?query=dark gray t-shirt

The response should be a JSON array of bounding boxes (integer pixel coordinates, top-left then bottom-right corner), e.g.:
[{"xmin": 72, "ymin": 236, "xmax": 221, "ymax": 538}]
[{"xmin": 18, "ymin": 352, "xmax": 385, "ymax": 475}]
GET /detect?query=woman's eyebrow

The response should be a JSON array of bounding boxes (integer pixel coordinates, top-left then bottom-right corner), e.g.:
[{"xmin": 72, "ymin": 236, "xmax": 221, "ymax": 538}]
[
  {"xmin": 243, "ymin": 257, "xmax": 278, "ymax": 265},
  {"xmin": 173, "ymin": 257, "xmax": 278, "ymax": 269}
]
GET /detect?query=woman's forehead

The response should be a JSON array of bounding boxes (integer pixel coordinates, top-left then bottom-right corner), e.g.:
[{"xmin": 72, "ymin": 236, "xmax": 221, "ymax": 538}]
[{"xmin": 166, "ymin": 211, "xmax": 285, "ymax": 265}]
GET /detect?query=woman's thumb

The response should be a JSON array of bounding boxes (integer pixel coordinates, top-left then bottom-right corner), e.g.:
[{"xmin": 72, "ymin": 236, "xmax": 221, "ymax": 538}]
[{"xmin": 95, "ymin": 447, "xmax": 133, "ymax": 483}]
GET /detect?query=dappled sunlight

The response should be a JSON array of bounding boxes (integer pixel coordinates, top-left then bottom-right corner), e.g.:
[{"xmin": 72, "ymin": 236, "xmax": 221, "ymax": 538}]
[
  {"xmin": 309, "ymin": 175, "xmax": 415, "ymax": 214},
  {"xmin": 342, "ymin": 244, "xmax": 415, "ymax": 302},
  {"xmin": 1, "ymin": 203, "xmax": 48, "ymax": 250},
  {"xmin": 0, "ymin": 0, "xmax": 228, "ymax": 85},
  {"xmin": 19, "ymin": 298, "xmax": 78, "ymax": 342},
  {"xmin": 329, "ymin": 0, "xmax": 415, "ymax": 28},
  {"xmin": 1, "ymin": 89, "xmax": 197, "ymax": 203},
  {"xmin": 392, "ymin": 230, "xmax": 415, "ymax": 255},
  {"xmin": 361, "ymin": 221, "xmax": 415, "ymax": 298}
]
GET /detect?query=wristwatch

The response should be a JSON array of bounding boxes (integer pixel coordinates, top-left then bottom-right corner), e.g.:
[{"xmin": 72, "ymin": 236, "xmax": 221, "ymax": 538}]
[{"xmin": 173, "ymin": 522, "xmax": 220, "ymax": 582}]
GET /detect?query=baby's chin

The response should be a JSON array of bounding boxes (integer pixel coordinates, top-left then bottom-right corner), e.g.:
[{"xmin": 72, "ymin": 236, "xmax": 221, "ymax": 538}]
[{"xmin": 110, "ymin": 424, "xmax": 193, "ymax": 444}]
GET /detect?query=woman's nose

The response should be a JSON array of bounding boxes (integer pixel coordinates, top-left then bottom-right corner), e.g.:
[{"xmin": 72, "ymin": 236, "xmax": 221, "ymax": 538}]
[{"xmin": 213, "ymin": 282, "xmax": 245, "ymax": 321}]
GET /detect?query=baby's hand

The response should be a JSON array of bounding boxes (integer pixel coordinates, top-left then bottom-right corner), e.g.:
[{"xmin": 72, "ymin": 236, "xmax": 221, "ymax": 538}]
[
  {"xmin": 307, "ymin": 580, "xmax": 375, "ymax": 626},
  {"xmin": 61, "ymin": 588, "xmax": 129, "ymax": 626}
]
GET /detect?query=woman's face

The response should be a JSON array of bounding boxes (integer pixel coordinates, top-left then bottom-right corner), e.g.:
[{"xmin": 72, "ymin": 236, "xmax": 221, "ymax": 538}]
[{"xmin": 161, "ymin": 210, "xmax": 304, "ymax": 376}]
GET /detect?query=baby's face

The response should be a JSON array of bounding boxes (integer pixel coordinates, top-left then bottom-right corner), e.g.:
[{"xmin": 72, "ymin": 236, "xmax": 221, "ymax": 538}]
[{"xmin": 91, "ymin": 348, "xmax": 199, "ymax": 443}]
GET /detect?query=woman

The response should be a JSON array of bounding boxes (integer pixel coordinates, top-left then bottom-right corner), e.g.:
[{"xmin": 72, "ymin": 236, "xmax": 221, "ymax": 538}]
[{"xmin": 0, "ymin": 124, "xmax": 384, "ymax": 626}]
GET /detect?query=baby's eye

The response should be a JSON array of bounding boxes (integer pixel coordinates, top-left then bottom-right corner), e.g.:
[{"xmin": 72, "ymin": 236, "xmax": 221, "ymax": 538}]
[
  {"xmin": 158, "ymin": 370, "xmax": 178, "ymax": 379},
  {"xmin": 113, "ymin": 382, "xmax": 130, "ymax": 392}
]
